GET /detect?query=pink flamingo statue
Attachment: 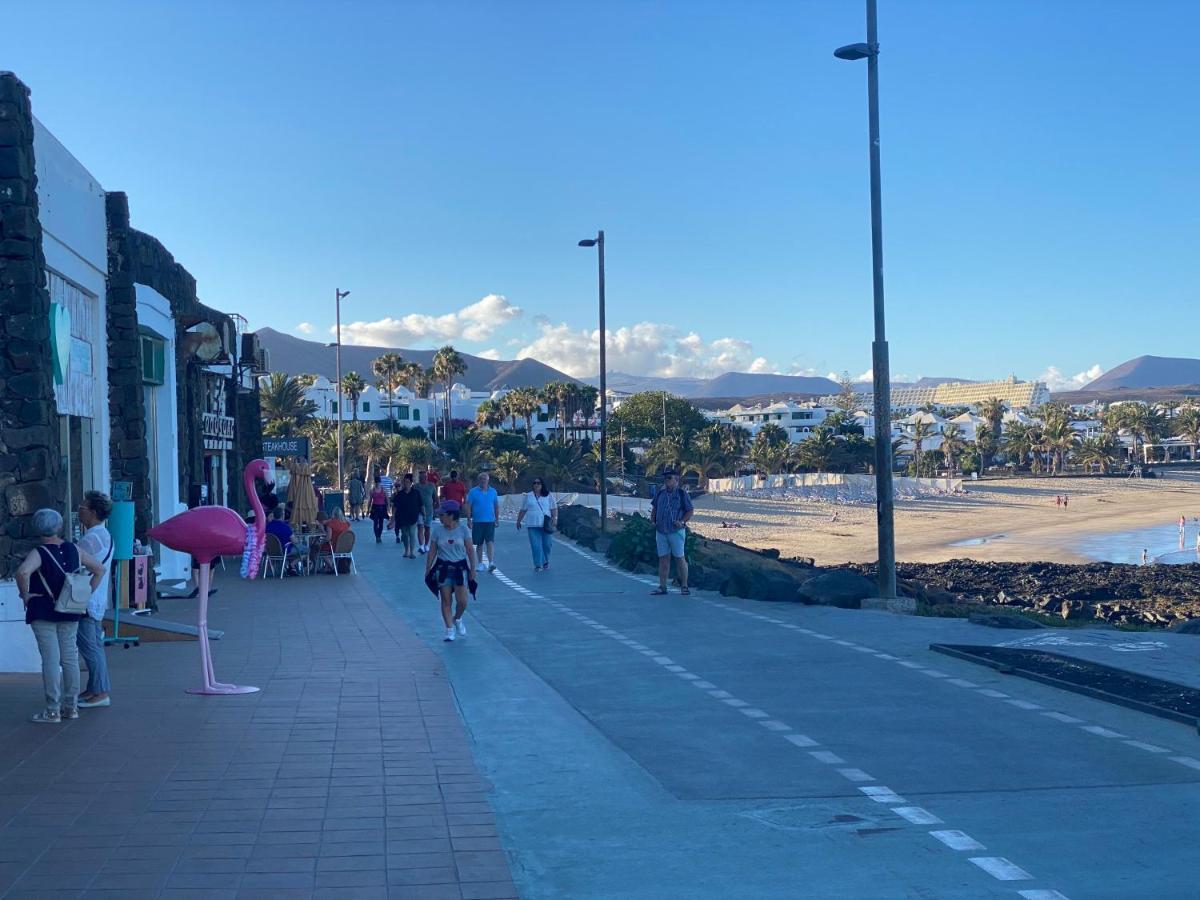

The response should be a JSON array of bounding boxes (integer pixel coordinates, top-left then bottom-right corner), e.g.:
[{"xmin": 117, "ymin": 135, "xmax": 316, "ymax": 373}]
[{"xmin": 148, "ymin": 458, "xmax": 271, "ymax": 695}]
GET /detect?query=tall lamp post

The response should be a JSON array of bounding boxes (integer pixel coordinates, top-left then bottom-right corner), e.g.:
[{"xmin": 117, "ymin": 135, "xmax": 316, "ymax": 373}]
[
  {"xmin": 578, "ymin": 231, "xmax": 607, "ymax": 531},
  {"xmin": 334, "ymin": 288, "xmax": 350, "ymax": 501},
  {"xmin": 835, "ymin": 0, "xmax": 897, "ymax": 602}
]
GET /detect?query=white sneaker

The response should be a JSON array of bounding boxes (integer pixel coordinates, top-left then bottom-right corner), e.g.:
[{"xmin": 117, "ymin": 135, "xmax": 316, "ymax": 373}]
[
  {"xmin": 455, "ymin": 618, "xmax": 467, "ymax": 637},
  {"xmin": 443, "ymin": 627, "xmax": 456, "ymax": 642}
]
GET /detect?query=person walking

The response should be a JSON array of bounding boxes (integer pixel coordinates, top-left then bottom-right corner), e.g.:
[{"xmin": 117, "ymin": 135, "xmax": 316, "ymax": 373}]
[
  {"xmin": 516, "ymin": 478, "xmax": 557, "ymax": 571},
  {"xmin": 415, "ymin": 470, "xmax": 436, "ymax": 553},
  {"xmin": 368, "ymin": 475, "xmax": 389, "ymax": 543},
  {"xmin": 347, "ymin": 472, "xmax": 366, "ymax": 521},
  {"xmin": 392, "ymin": 474, "xmax": 422, "ymax": 557},
  {"xmin": 15, "ymin": 509, "xmax": 105, "ymax": 723},
  {"xmin": 425, "ymin": 501, "xmax": 476, "ymax": 642},
  {"xmin": 76, "ymin": 492, "xmax": 114, "ymax": 709},
  {"xmin": 441, "ymin": 470, "xmax": 467, "ymax": 507},
  {"xmin": 466, "ymin": 472, "xmax": 500, "ymax": 572},
  {"xmin": 650, "ymin": 469, "xmax": 694, "ymax": 596}
]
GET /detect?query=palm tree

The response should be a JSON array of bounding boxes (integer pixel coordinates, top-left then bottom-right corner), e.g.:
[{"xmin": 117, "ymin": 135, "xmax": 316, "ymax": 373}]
[
  {"xmin": 1175, "ymin": 405, "xmax": 1200, "ymax": 461},
  {"xmin": 749, "ymin": 424, "xmax": 789, "ymax": 474},
  {"xmin": 1129, "ymin": 404, "xmax": 1166, "ymax": 463},
  {"xmin": 530, "ymin": 441, "xmax": 586, "ymax": 491},
  {"xmin": 681, "ymin": 432, "xmax": 729, "ymax": 489},
  {"xmin": 542, "ymin": 381, "xmax": 571, "ymax": 442},
  {"xmin": 1076, "ymin": 435, "xmax": 1119, "ymax": 474},
  {"xmin": 475, "ymin": 399, "xmax": 504, "ymax": 430},
  {"xmin": 574, "ymin": 384, "xmax": 600, "ymax": 439},
  {"xmin": 493, "ymin": 450, "xmax": 527, "ymax": 488},
  {"xmin": 904, "ymin": 419, "xmax": 936, "ymax": 476},
  {"xmin": 643, "ymin": 437, "xmax": 685, "ymax": 474},
  {"xmin": 340, "ymin": 372, "xmax": 367, "ymax": 422},
  {"xmin": 372, "ymin": 352, "xmax": 405, "ymax": 432},
  {"xmin": 792, "ymin": 428, "xmax": 838, "ymax": 472},
  {"xmin": 359, "ymin": 430, "xmax": 390, "ymax": 484},
  {"xmin": 940, "ymin": 423, "xmax": 966, "ymax": 476},
  {"xmin": 1041, "ymin": 417, "xmax": 1077, "ymax": 474},
  {"xmin": 388, "ymin": 436, "xmax": 432, "ymax": 477},
  {"xmin": 506, "ymin": 387, "xmax": 542, "ymax": 443},
  {"xmin": 979, "ymin": 397, "xmax": 1006, "ymax": 441},
  {"xmin": 259, "ymin": 373, "xmax": 318, "ymax": 435},
  {"xmin": 431, "ymin": 346, "xmax": 467, "ymax": 441}
]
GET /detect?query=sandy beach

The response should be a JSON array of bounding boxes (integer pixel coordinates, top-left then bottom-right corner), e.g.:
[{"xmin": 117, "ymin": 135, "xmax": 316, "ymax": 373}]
[{"xmin": 690, "ymin": 471, "xmax": 1200, "ymax": 566}]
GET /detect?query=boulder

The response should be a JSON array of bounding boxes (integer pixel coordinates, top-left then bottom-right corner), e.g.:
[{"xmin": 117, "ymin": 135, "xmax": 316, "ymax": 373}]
[
  {"xmin": 796, "ymin": 570, "xmax": 877, "ymax": 609},
  {"xmin": 968, "ymin": 612, "xmax": 1043, "ymax": 629},
  {"xmin": 1169, "ymin": 619, "xmax": 1200, "ymax": 635}
]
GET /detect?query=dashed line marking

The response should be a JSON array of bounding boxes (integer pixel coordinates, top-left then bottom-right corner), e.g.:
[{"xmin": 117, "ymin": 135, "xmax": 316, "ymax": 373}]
[
  {"xmin": 1081, "ymin": 725, "xmax": 1125, "ymax": 739},
  {"xmin": 1123, "ymin": 740, "xmax": 1169, "ymax": 753},
  {"xmin": 759, "ymin": 720, "xmax": 791, "ymax": 732},
  {"xmin": 897, "ymin": 661, "xmax": 925, "ymax": 669},
  {"xmin": 893, "ymin": 806, "xmax": 943, "ymax": 825},
  {"xmin": 1170, "ymin": 756, "xmax": 1200, "ymax": 771},
  {"xmin": 859, "ymin": 785, "xmax": 904, "ymax": 804},
  {"xmin": 930, "ymin": 830, "xmax": 985, "ymax": 851},
  {"xmin": 836, "ymin": 768, "xmax": 874, "ymax": 782},
  {"xmin": 978, "ymin": 689, "xmax": 1009, "ymax": 699},
  {"xmin": 1005, "ymin": 699, "xmax": 1042, "ymax": 710},
  {"xmin": 1041, "ymin": 712, "xmax": 1083, "ymax": 723},
  {"xmin": 693, "ymin": 680, "xmax": 716, "ymax": 689},
  {"xmin": 968, "ymin": 857, "xmax": 1033, "ymax": 881},
  {"xmin": 921, "ymin": 669, "xmax": 950, "ymax": 678},
  {"xmin": 740, "ymin": 708, "xmax": 769, "ymax": 719},
  {"xmin": 723, "ymin": 698, "xmax": 749, "ymax": 708},
  {"xmin": 784, "ymin": 734, "xmax": 818, "ymax": 748},
  {"xmin": 1018, "ymin": 891, "xmax": 1071, "ymax": 900},
  {"xmin": 946, "ymin": 678, "xmax": 978, "ymax": 688},
  {"xmin": 874, "ymin": 653, "xmax": 899, "ymax": 660},
  {"xmin": 809, "ymin": 750, "xmax": 846, "ymax": 765}
]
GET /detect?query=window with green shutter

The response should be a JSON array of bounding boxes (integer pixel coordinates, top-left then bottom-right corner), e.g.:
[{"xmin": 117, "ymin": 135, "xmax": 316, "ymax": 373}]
[{"xmin": 140, "ymin": 334, "xmax": 165, "ymax": 385}]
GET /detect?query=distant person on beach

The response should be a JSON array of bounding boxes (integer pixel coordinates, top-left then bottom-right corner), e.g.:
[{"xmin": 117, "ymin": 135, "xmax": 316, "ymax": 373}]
[
  {"xmin": 1141, "ymin": 548, "xmax": 1149, "ymax": 565},
  {"xmin": 1180, "ymin": 515, "xmax": 1187, "ymax": 534},
  {"xmin": 1056, "ymin": 495, "xmax": 1062, "ymax": 507},
  {"xmin": 1062, "ymin": 494, "xmax": 1069, "ymax": 508}
]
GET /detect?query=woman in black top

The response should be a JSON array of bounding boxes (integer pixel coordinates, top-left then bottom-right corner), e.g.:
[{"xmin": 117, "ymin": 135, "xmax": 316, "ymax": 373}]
[{"xmin": 15, "ymin": 508, "xmax": 105, "ymax": 724}]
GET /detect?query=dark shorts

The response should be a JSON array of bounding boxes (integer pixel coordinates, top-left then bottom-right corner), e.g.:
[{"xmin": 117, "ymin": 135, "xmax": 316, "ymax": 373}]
[
  {"xmin": 435, "ymin": 559, "xmax": 468, "ymax": 588},
  {"xmin": 471, "ymin": 521, "xmax": 496, "ymax": 545}
]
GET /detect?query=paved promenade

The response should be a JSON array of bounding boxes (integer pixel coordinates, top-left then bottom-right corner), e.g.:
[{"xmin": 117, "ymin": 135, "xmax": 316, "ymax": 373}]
[
  {"xmin": 353, "ymin": 520, "xmax": 1200, "ymax": 900},
  {"xmin": 0, "ymin": 556, "xmax": 516, "ymax": 899}
]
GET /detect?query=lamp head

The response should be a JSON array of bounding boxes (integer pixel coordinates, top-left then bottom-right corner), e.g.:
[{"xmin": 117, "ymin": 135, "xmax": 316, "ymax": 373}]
[
  {"xmin": 834, "ymin": 42, "xmax": 874, "ymax": 61},
  {"xmin": 578, "ymin": 239, "xmax": 597, "ymax": 248}
]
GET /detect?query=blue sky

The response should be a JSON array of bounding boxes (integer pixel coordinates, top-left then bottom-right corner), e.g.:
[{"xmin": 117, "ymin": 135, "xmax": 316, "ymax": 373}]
[{"xmin": 9, "ymin": 1, "xmax": 1197, "ymax": 388}]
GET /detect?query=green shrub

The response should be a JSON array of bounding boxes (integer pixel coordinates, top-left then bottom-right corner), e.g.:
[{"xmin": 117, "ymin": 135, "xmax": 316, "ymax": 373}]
[{"xmin": 608, "ymin": 513, "xmax": 699, "ymax": 571}]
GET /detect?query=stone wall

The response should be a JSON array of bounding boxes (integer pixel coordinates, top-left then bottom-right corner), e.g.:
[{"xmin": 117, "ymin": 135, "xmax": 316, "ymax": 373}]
[
  {"xmin": 104, "ymin": 192, "xmax": 152, "ymax": 537},
  {"xmin": 0, "ymin": 73, "xmax": 63, "ymax": 577}
]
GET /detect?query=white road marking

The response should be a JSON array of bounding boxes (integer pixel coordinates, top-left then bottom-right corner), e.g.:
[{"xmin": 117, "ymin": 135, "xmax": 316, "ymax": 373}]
[
  {"xmin": 709, "ymin": 690, "xmax": 733, "ymax": 699},
  {"xmin": 853, "ymin": 646, "xmax": 877, "ymax": 653},
  {"xmin": 1017, "ymin": 891, "xmax": 1071, "ymax": 900},
  {"xmin": 897, "ymin": 661, "xmax": 925, "ymax": 669},
  {"xmin": 968, "ymin": 857, "xmax": 1033, "ymax": 881},
  {"xmin": 859, "ymin": 785, "xmax": 904, "ymax": 804},
  {"xmin": 759, "ymin": 720, "xmax": 791, "ymax": 732},
  {"xmin": 740, "ymin": 708, "xmax": 769, "ymax": 719},
  {"xmin": 809, "ymin": 750, "xmax": 846, "ymax": 764},
  {"xmin": 1005, "ymin": 699, "xmax": 1042, "ymax": 710},
  {"xmin": 1123, "ymin": 740, "xmax": 1170, "ymax": 753},
  {"xmin": 652, "ymin": 656, "xmax": 674, "ymax": 664},
  {"xmin": 922, "ymin": 670, "xmax": 950, "ymax": 678},
  {"xmin": 784, "ymin": 734, "xmax": 818, "ymax": 748},
  {"xmin": 1081, "ymin": 725, "xmax": 1126, "ymax": 739},
  {"xmin": 1170, "ymin": 756, "xmax": 1200, "ymax": 771},
  {"xmin": 665, "ymin": 665, "xmax": 687, "ymax": 672},
  {"xmin": 978, "ymin": 689, "xmax": 1009, "ymax": 698},
  {"xmin": 676, "ymin": 672, "xmax": 700, "ymax": 680},
  {"xmin": 723, "ymin": 698, "xmax": 749, "ymax": 708},
  {"xmin": 893, "ymin": 806, "xmax": 943, "ymax": 825},
  {"xmin": 693, "ymin": 680, "xmax": 716, "ymax": 689},
  {"xmin": 836, "ymin": 768, "xmax": 874, "ymax": 782},
  {"xmin": 834, "ymin": 639, "xmax": 858, "ymax": 647},
  {"xmin": 1041, "ymin": 711, "xmax": 1083, "ymax": 723},
  {"xmin": 947, "ymin": 678, "xmax": 978, "ymax": 688},
  {"xmin": 930, "ymin": 830, "xmax": 985, "ymax": 851}
]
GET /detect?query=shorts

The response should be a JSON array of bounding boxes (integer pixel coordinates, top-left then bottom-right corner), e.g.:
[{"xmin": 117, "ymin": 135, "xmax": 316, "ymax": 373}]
[
  {"xmin": 655, "ymin": 528, "xmax": 686, "ymax": 559},
  {"xmin": 471, "ymin": 521, "xmax": 496, "ymax": 544},
  {"xmin": 421, "ymin": 507, "xmax": 433, "ymax": 525},
  {"xmin": 435, "ymin": 560, "xmax": 468, "ymax": 588}
]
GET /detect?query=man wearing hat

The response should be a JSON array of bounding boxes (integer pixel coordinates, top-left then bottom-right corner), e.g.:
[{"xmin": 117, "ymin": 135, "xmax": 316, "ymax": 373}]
[{"xmin": 650, "ymin": 469, "xmax": 693, "ymax": 596}]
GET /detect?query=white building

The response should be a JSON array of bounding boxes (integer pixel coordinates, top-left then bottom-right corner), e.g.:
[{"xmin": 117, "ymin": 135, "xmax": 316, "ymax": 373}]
[
  {"xmin": 304, "ymin": 376, "xmax": 432, "ymax": 429},
  {"xmin": 709, "ymin": 400, "xmax": 834, "ymax": 443}
]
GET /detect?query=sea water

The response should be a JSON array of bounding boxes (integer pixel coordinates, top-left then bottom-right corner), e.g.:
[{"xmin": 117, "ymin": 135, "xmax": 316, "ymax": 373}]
[{"xmin": 1074, "ymin": 523, "xmax": 1200, "ymax": 565}]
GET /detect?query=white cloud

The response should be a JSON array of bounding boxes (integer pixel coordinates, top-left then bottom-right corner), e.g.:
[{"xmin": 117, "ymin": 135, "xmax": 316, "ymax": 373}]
[
  {"xmin": 296, "ymin": 322, "xmax": 314, "ymax": 335},
  {"xmin": 477, "ymin": 348, "xmax": 501, "ymax": 360},
  {"xmin": 1039, "ymin": 363, "xmax": 1105, "ymax": 392},
  {"xmin": 338, "ymin": 294, "xmax": 522, "ymax": 346},
  {"xmin": 515, "ymin": 321, "xmax": 770, "ymax": 379}
]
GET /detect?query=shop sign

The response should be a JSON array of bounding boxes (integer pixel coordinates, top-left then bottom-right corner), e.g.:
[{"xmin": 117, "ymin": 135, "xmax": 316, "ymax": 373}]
[
  {"xmin": 202, "ymin": 413, "xmax": 235, "ymax": 440},
  {"xmin": 50, "ymin": 303, "xmax": 71, "ymax": 385},
  {"xmin": 262, "ymin": 437, "xmax": 310, "ymax": 457}
]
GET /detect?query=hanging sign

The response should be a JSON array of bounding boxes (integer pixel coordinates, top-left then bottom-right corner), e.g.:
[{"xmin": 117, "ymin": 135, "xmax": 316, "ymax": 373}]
[{"xmin": 50, "ymin": 303, "xmax": 71, "ymax": 385}]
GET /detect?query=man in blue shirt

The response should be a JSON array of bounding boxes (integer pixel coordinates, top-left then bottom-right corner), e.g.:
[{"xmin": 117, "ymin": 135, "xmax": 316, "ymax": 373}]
[
  {"xmin": 650, "ymin": 469, "xmax": 693, "ymax": 596},
  {"xmin": 465, "ymin": 472, "xmax": 501, "ymax": 572}
]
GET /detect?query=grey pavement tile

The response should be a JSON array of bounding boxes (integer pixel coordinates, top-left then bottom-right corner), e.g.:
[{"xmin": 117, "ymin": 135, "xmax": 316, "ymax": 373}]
[
  {"xmin": 159, "ymin": 891, "xmax": 238, "ymax": 900},
  {"xmin": 386, "ymin": 837, "xmax": 452, "ymax": 854},
  {"xmin": 81, "ymin": 891, "xmax": 160, "ymax": 900},
  {"xmin": 385, "ymin": 851, "xmax": 455, "ymax": 870},
  {"xmin": 239, "ymin": 871, "xmax": 316, "ymax": 889},
  {"xmin": 244, "ymin": 857, "xmax": 317, "ymax": 874},
  {"xmin": 315, "ymin": 886, "xmax": 388, "ymax": 899},
  {"xmin": 317, "ymin": 854, "xmax": 387, "ymax": 871},
  {"xmin": 88, "ymin": 872, "xmax": 170, "ymax": 891},
  {"xmin": 165, "ymin": 871, "xmax": 243, "ymax": 890},
  {"xmin": 387, "ymin": 866, "xmax": 458, "ymax": 885},
  {"xmin": 449, "ymin": 836, "xmax": 503, "ymax": 852},
  {"xmin": 387, "ymin": 883, "xmax": 462, "ymax": 899},
  {"xmin": 459, "ymin": 883, "xmax": 520, "ymax": 900},
  {"xmin": 316, "ymin": 869, "xmax": 389, "ymax": 888},
  {"xmin": 172, "ymin": 856, "xmax": 250, "ymax": 874},
  {"xmin": 448, "ymin": 824, "xmax": 497, "ymax": 838}
]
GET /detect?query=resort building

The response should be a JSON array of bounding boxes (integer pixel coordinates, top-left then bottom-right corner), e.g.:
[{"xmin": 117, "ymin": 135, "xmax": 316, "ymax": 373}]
[
  {"xmin": 822, "ymin": 376, "xmax": 1050, "ymax": 412},
  {"xmin": 708, "ymin": 400, "xmax": 834, "ymax": 443},
  {"xmin": 303, "ymin": 377, "xmax": 432, "ymax": 429}
]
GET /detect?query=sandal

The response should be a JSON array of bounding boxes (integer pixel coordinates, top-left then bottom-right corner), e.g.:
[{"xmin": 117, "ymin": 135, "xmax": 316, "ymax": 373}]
[
  {"xmin": 650, "ymin": 588, "xmax": 669, "ymax": 596},
  {"xmin": 681, "ymin": 587, "xmax": 691, "ymax": 595}
]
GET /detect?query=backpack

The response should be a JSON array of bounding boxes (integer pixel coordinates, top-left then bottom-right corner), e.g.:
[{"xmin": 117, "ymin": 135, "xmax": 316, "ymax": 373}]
[{"xmin": 37, "ymin": 544, "xmax": 92, "ymax": 616}]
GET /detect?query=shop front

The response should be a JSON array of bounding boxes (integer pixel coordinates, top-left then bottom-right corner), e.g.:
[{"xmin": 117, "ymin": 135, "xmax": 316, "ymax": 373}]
[{"xmin": 201, "ymin": 373, "xmax": 236, "ymax": 508}]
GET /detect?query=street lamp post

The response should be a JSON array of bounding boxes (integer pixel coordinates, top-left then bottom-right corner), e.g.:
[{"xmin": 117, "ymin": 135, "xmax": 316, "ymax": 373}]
[
  {"xmin": 578, "ymin": 231, "xmax": 607, "ymax": 531},
  {"xmin": 836, "ymin": 0, "xmax": 897, "ymax": 602},
  {"xmin": 334, "ymin": 288, "xmax": 350, "ymax": 502}
]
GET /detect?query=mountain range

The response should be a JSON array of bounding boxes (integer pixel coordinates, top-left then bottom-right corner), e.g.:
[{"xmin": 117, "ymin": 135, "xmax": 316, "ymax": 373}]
[
  {"xmin": 256, "ymin": 328, "xmax": 571, "ymax": 392},
  {"xmin": 1079, "ymin": 356, "xmax": 1200, "ymax": 392}
]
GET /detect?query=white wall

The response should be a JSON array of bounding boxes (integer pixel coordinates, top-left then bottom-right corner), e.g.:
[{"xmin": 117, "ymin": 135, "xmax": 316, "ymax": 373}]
[
  {"xmin": 0, "ymin": 120, "xmax": 110, "ymax": 673},
  {"xmin": 135, "ymin": 285, "xmax": 189, "ymax": 583}
]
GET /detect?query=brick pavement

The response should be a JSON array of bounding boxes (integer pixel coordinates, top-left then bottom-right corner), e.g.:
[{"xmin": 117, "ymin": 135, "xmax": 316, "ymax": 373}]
[{"xmin": 0, "ymin": 563, "xmax": 517, "ymax": 899}]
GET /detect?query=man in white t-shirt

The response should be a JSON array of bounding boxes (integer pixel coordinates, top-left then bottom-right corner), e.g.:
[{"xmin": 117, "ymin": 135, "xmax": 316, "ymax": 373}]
[{"xmin": 76, "ymin": 491, "xmax": 114, "ymax": 708}]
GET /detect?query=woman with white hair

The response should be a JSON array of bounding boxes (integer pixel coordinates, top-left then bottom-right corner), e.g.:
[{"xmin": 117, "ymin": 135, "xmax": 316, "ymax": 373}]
[{"xmin": 15, "ymin": 508, "xmax": 105, "ymax": 724}]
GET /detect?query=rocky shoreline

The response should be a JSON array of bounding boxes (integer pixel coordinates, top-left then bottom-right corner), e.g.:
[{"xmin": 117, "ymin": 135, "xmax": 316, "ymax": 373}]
[{"xmin": 557, "ymin": 506, "xmax": 1200, "ymax": 630}]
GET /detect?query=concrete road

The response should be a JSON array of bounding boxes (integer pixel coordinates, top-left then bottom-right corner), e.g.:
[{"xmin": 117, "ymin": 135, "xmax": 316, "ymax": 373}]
[{"xmin": 354, "ymin": 522, "xmax": 1200, "ymax": 899}]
